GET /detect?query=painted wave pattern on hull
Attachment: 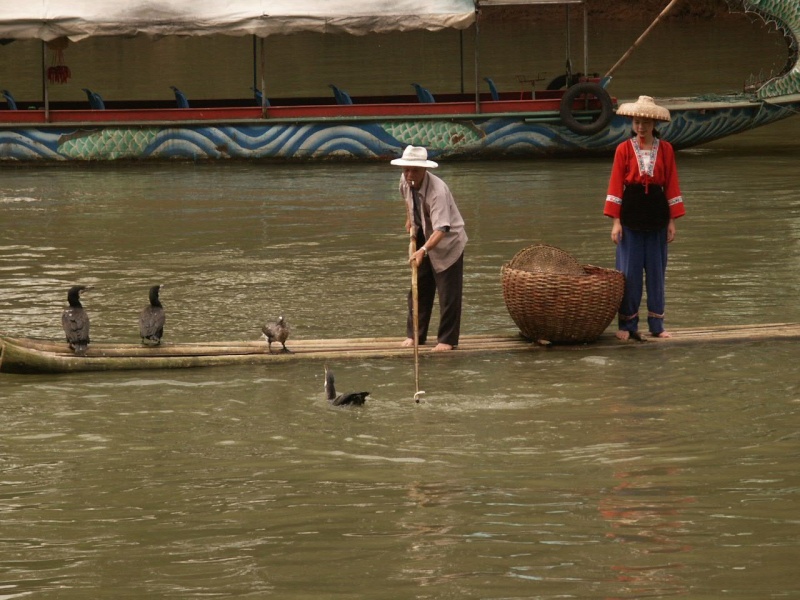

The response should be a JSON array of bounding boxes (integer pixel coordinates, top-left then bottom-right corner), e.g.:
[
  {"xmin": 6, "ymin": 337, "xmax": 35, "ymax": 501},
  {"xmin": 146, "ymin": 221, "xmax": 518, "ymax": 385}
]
[
  {"xmin": 54, "ymin": 123, "xmax": 404, "ymax": 160},
  {"xmin": 741, "ymin": 0, "xmax": 800, "ymax": 98},
  {"xmin": 664, "ymin": 100, "xmax": 797, "ymax": 147},
  {"xmin": 436, "ymin": 117, "xmax": 622, "ymax": 158},
  {"xmin": 0, "ymin": 128, "xmax": 63, "ymax": 160},
  {"xmin": 0, "ymin": 100, "xmax": 799, "ymax": 162}
]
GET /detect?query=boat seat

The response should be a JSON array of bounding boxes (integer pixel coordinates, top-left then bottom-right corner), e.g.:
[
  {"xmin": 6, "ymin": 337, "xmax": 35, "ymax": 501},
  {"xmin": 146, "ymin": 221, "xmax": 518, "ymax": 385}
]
[
  {"xmin": 484, "ymin": 77, "xmax": 499, "ymax": 101},
  {"xmin": 2, "ymin": 89, "xmax": 17, "ymax": 110},
  {"xmin": 170, "ymin": 86, "xmax": 190, "ymax": 108},
  {"xmin": 329, "ymin": 84, "xmax": 353, "ymax": 105},
  {"xmin": 251, "ymin": 87, "xmax": 270, "ymax": 107},
  {"xmin": 82, "ymin": 88, "xmax": 105, "ymax": 110},
  {"xmin": 411, "ymin": 83, "xmax": 435, "ymax": 103}
]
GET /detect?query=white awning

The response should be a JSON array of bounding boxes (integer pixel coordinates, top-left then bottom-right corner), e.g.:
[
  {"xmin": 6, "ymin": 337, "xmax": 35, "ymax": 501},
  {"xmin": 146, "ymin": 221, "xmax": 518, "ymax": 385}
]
[
  {"xmin": 0, "ymin": 0, "xmax": 477, "ymax": 41},
  {"xmin": 478, "ymin": 0, "xmax": 583, "ymax": 5}
]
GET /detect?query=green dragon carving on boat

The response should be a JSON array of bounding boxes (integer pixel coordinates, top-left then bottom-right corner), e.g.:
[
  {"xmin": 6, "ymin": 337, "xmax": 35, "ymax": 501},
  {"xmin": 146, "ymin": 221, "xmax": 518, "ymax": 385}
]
[
  {"xmin": 59, "ymin": 128, "xmax": 160, "ymax": 160},
  {"xmin": 381, "ymin": 121, "xmax": 482, "ymax": 150},
  {"xmin": 735, "ymin": 0, "xmax": 800, "ymax": 98}
]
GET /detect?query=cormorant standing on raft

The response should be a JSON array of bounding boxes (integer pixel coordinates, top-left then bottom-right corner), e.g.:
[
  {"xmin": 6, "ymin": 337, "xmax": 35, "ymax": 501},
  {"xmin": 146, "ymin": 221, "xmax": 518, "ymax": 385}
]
[
  {"xmin": 262, "ymin": 316, "xmax": 291, "ymax": 353},
  {"xmin": 139, "ymin": 284, "xmax": 165, "ymax": 345},
  {"xmin": 324, "ymin": 366, "xmax": 370, "ymax": 406},
  {"xmin": 62, "ymin": 285, "xmax": 91, "ymax": 355}
]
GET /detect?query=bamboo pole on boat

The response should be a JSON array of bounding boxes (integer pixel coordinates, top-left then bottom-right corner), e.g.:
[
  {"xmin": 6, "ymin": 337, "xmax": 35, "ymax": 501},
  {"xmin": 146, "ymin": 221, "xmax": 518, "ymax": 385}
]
[
  {"xmin": 603, "ymin": 0, "xmax": 683, "ymax": 82},
  {"xmin": 259, "ymin": 37, "xmax": 267, "ymax": 118},
  {"xmin": 406, "ymin": 178, "xmax": 425, "ymax": 403},
  {"xmin": 5, "ymin": 324, "xmax": 800, "ymax": 375},
  {"xmin": 409, "ymin": 228, "xmax": 424, "ymax": 403},
  {"xmin": 41, "ymin": 40, "xmax": 50, "ymax": 122},
  {"xmin": 473, "ymin": 14, "xmax": 481, "ymax": 114}
]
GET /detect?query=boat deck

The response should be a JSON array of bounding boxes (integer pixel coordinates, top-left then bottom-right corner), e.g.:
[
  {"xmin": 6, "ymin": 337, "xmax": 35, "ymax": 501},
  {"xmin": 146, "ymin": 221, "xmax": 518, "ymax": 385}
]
[{"xmin": 1, "ymin": 322, "xmax": 798, "ymax": 374}]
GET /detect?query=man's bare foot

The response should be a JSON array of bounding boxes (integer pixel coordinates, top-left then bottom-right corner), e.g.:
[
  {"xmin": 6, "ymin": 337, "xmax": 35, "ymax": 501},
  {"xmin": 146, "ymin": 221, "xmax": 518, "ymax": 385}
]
[
  {"xmin": 401, "ymin": 338, "xmax": 414, "ymax": 347},
  {"xmin": 652, "ymin": 331, "xmax": 672, "ymax": 338},
  {"xmin": 432, "ymin": 343, "xmax": 454, "ymax": 352},
  {"xmin": 615, "ymin": 330, "xmax": 630, "ymax": 341}
]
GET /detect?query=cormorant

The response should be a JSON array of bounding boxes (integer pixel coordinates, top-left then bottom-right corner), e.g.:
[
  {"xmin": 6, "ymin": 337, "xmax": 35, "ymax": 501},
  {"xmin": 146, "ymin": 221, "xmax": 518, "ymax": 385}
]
[
  {"xmin": 139, "ymin": 284, "xmax": 165, "ymax": 345},
  {"xmin": 62, "ymin": 285, "xmax": 91, "ymax": 355},
  {"xmin": 324, "ymin": 366, "xmax": 370, "ymax": 406},
  {"xmin": 261, "ymin": 316, "xmax": 291, "ymax": 353}
]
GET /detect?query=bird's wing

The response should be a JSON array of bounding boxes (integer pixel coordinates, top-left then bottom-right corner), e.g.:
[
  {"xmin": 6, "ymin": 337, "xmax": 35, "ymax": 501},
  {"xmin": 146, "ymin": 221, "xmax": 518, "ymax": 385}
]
[
  {"xmin": 139, "ymin": 306, "xmax": 165, "ymax": 337},
  {"xmin": 62, "ymin": 309, "xmax": 89, "ymax": 341},
  {"xmin": 333, "ymin": 391, "xmax": 370, "ymax": 406},
  {"xmin": 278, "ymin": 326, "xmax": 290, "ymax": 342}
]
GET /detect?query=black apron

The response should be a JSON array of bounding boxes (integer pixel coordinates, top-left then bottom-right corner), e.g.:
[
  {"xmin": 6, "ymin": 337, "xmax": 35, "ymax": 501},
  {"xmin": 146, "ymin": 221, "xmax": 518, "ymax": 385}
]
[{"xmin": 620, "ymin": 183, "xmax": 670, "ymax": 231}]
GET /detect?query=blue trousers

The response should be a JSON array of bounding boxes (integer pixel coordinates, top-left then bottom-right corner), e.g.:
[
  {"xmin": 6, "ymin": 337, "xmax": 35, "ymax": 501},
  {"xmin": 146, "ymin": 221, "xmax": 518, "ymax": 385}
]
[{"xmin": 616, "ymin": 226, "xmax": 668, "ymax": 335}]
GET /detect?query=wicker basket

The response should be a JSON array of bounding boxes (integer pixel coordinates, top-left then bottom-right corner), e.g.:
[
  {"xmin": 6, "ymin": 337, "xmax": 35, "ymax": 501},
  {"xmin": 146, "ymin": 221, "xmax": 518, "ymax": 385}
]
[{"xmin": 501, "ymin": 244, "xmax": 624, "ymax": 343}]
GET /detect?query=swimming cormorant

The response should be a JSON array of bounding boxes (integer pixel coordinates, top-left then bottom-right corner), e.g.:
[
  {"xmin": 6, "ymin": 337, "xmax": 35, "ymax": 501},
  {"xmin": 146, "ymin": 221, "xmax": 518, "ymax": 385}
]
[
  {"xmin": 139, "ymin": 284, "xmax": 165, "ymax": 345},
  {"xmin": 324, "ymin": 366, "xmax": 370, "ymax": 406},
  {"xmin": 261, "ymin": 316, "xmax": 291, "ymax": 353},
  {"xmin": 62, "ymin": 285, "xmax": 91, "ymax": 355}
]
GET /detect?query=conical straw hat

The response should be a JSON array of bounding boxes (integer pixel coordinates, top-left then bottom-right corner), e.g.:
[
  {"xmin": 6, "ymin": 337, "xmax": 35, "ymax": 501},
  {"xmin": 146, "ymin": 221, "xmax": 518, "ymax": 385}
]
[{"xmin": 616, "ymin": 95, "xmax": 670, "ymax": 122}]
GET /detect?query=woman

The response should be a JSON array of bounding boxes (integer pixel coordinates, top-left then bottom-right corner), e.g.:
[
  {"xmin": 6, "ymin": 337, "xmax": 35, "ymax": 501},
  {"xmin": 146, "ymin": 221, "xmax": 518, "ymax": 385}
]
[{"xmin": 604, "ymin": 96, "xmax": 685, "ymax": 341}]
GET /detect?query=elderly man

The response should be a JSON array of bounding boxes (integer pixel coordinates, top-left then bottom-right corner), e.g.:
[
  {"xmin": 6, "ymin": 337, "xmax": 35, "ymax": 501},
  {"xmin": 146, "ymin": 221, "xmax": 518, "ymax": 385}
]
[{"xmin": 391, "ymin": 145, "xmax": 468, "ymax": 351}]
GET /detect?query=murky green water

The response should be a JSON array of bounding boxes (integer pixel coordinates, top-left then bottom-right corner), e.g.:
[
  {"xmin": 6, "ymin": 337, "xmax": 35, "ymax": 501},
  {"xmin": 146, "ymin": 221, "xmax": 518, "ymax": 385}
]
[{"xmin": 2, "ymin": 14, "xmax": 800, "ymax": 600}]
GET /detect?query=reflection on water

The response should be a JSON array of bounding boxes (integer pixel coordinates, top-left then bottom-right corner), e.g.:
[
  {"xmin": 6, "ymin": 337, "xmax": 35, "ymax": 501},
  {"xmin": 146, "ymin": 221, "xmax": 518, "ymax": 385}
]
[{"xmin": 2, "ymin": 18, "xmax": 800, "ymax": 600}]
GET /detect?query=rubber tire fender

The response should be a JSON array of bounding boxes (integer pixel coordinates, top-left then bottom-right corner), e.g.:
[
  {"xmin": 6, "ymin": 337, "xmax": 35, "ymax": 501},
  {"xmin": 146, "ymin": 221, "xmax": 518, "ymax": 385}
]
[
  {"xmin": 546, "ymin": 72, "xmax": 581, "ymax": 90},
  {"xmin": 559, "ymin": 82, "xmax": 613, "ymax": 135}
]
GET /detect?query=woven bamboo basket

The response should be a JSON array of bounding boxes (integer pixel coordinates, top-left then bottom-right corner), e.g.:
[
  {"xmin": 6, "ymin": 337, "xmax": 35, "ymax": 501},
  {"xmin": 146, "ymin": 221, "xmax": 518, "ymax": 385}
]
[{"xmin": 501, "ymin": 244, "xmax": 624, "ymax": 343}]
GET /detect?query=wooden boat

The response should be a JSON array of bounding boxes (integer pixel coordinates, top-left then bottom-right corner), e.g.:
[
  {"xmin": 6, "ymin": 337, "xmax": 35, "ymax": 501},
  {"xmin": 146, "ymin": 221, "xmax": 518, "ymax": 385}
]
[
  {"xmin": 3, "ymin": 323, "xmax": 799, "ymax": 374},
  {"xmin": 1, "ymin": 0, "xmax": 799, "ymax": 162}
]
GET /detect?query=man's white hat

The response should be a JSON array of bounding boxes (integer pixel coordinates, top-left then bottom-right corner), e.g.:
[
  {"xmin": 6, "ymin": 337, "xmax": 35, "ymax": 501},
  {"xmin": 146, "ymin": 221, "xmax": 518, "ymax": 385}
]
[{"xmin": 390, "ymin": 145, "xmax": 438, "ymax": 168}]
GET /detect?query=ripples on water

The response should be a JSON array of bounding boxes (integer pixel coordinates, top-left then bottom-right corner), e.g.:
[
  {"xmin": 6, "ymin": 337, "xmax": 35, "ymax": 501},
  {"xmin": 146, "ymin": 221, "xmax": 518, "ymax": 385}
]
[
  {"xmin": 2, "ymin": 152, "xmax": 800, "ymax": 598},
  {"xmin": 2, "ymin": 344, "xmax": 798, "ymax": 598}
]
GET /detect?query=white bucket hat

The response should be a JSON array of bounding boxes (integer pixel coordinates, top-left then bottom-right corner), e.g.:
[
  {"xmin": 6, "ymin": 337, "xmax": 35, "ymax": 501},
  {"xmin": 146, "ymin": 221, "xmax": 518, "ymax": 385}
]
[
  {"xmin": 616, "ymin": 95, "xmax": 671, "ymax": 122},
  {"xmin": 390, "ymin": 145, "xmax": 438, "ymax": 168}
]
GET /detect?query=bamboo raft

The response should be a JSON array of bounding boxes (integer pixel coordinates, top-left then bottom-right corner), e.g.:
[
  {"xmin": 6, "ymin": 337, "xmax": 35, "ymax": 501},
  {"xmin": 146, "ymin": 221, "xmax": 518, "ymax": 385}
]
[{"xmin": 1, "ymin": 322, "xmax": 799, "ymax": 375}]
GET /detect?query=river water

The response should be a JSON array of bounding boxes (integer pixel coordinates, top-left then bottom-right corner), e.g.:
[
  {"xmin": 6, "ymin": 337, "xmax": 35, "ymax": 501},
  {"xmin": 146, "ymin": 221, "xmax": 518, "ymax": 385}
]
[{"xmin": 2, "ymin": 14, "xmax": 800, "ymax": 600}]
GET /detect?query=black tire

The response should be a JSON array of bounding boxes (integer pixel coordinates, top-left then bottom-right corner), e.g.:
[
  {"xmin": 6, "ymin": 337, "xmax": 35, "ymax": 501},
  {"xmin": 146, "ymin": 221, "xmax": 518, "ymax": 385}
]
[
  {"xmin": 546, "ymin": 72, "xmax": 582, "ymax": 91},
  {"xmin": 559, "ymin": 82, "xmax": 613, "ymax": 135}
]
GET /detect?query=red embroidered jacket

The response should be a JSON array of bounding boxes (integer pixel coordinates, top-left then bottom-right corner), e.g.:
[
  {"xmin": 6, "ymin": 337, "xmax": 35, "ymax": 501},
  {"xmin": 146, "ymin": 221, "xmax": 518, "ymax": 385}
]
[{"xmin": 604, "ymin": 138, "xmax": 686, "ymax": 220}]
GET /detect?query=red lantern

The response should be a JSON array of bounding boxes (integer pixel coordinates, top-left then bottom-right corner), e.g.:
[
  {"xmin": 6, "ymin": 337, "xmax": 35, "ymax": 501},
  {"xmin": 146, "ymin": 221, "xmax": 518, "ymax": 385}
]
[{"xmin": 46, "ymin": 37, "xmax": 72, "ymax": 85}]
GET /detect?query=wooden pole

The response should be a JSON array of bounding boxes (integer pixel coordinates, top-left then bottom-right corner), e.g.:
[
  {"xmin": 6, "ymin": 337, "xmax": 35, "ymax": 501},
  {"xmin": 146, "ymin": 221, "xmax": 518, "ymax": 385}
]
[
  {"xmin": 259, "ymin": 37, "xmax": 267, "ymax": 118},
  {"xmin": 409, "ymin": 229, "xmax": 424, "ymax": 403},
  {"xmin": 603, "ymin": 0, "xmax": 683, "ymax": 82}
]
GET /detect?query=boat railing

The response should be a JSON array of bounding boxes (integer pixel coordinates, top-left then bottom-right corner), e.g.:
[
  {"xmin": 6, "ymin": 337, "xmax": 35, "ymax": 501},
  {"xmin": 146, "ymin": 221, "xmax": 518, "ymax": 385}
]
[{"xmin": 0, "ymin": 89, "xmax": 615, "ymax": 125}]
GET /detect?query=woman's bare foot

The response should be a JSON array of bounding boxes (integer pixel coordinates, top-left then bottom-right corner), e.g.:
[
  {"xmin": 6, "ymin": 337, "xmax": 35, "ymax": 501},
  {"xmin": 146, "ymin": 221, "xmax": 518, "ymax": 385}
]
[
  {"xmin": 432, "ymin": 343, "xmax": 454, "ymax": 352},
  {"xmin": 652, "ymin": 331, "xmax": 672, "ymax": 338},
  {"xmin": 615, "ymin": 330, "xmax": 630, "ymax": 341}
]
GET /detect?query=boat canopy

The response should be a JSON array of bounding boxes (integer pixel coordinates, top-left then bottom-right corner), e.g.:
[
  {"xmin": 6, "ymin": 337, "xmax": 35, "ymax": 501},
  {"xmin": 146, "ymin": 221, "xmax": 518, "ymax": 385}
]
[
  {"xmin": 477, "ymin": 0, "xmax": 584, "ymax": 5},
  {"xmin": 0, "ymin": 0, "xmax": 477, "ymax": 41}
]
